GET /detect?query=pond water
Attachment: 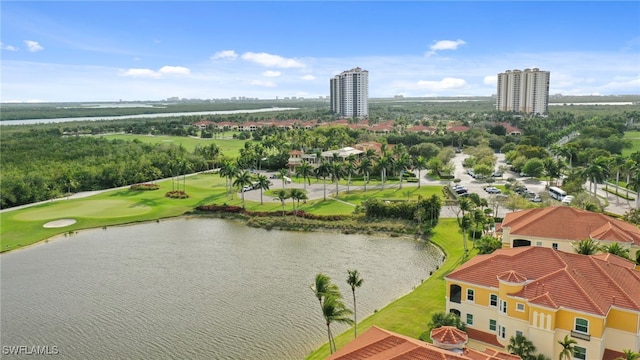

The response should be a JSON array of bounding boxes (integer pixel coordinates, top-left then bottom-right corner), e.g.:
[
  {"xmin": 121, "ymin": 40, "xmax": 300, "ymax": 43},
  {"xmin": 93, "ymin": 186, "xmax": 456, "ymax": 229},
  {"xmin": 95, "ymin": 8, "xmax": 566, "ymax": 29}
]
[{"xmin": 1, "ymin": 218, "xmax": 442, "ymax": 359}]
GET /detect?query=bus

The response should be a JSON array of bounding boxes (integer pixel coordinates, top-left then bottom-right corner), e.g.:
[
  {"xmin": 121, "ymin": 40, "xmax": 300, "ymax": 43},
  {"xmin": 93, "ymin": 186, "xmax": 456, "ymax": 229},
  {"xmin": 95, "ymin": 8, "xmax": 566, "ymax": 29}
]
[{"xmin": 548, "ymin": 186, "xmax": 567, "ymax": 200}]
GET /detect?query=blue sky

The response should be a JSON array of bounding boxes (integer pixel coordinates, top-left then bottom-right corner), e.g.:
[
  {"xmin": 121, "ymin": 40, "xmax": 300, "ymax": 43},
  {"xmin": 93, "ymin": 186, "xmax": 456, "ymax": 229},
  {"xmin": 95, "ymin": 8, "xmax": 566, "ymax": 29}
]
[{"xmin": 1, "ymin": 1, "xmax": 639, "ymax": 102}]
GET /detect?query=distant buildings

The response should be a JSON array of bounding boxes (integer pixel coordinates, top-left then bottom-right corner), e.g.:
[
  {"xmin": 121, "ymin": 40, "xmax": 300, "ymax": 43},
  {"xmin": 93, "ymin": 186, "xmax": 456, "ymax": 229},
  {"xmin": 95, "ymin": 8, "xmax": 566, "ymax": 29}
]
[
  {"xmin": 330, "ymin": 67, "xmax": 369, "ymax": 118},
  {"xmin": 496, "ymin": 68, "xmax": 550, "ymax": 115}
]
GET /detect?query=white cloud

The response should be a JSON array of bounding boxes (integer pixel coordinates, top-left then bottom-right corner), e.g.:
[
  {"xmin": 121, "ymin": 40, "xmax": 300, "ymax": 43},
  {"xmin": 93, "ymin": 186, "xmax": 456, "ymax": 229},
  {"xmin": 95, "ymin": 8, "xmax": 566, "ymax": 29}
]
[
  {"xmin": 211, "ymin": 50, "xmax": 238, "ymax": 60},
  {"xmin": 1, "ymin": 42, "xmax": 18, "ymax": 51},
  {"xmin": 483, "ymin": 75, "xmax": 496, "ymax": 86},
  {"xmin": 301, "ymin": 75, "xmax": 315, "ymax": 81},
  {"xmin": 241, "ymin": 52, "xmax": 305, "ymax": 68},
  {"xmin": 428, "ymin": 39, "xmax": 466, "ymax": 55},
  {"xmin": 262, "ymin": 70, "xmax": 281, "ymax": 77},
  {"xmin": 119, "ymin": 66, "xmax": 190, "ymax": 79},
  {"xmin": 413, "ymin": 77, "xmax": 470, "ymax": 90},
  {"xmin": 249, "ymin": 79, "xmax": 276, "ymax": 87},
  {"xmin": 24, "ymin": 40, "xmax": 43, "ymax": 52},
  {"xmin": 159, "ymin": 66, "xmax": 191, "ymax": 76},
  {"xmin": 120, "ymin": 68, "xmax": 162, "ymax": 79}
]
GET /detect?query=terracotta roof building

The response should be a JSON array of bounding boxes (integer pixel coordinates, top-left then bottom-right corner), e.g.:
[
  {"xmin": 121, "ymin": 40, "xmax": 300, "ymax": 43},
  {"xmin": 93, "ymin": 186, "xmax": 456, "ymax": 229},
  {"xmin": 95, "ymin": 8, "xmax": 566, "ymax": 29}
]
[
  {"xmin": 500, "ymin": 206, "xmax": 640, "ymax": 261},
  {"xmin": 445, "ymin": 246, "xmax": 640, "ymax": 360},
  {"xmin": 328, "ymin": 326, "xmax": 520, "ymax": 360}
]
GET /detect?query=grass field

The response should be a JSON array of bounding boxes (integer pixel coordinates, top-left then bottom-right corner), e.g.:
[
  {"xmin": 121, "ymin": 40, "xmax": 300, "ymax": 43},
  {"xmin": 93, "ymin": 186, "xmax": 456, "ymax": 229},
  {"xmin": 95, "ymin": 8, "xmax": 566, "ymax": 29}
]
[
  {"xmin": 623, "ymin": 131, "xmax": 640, "ymax": 157},
  {"xmin": 305, "ymin": 218, "xmax": 469, "ymax": 359},
  {"xmin": 99, "ymin": 133, "xmax": 249, "ymax": 157},
  {"xmin": 2, "ymin": 174, "xmax": 440, "ymax": 252}
]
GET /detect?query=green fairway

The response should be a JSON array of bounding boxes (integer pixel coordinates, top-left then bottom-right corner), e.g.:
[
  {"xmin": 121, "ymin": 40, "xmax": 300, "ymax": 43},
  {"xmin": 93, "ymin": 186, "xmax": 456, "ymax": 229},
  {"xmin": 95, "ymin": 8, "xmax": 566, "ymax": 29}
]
[
  {"xmin": 99, "ymin": 134, "xmax": 249, "ymax": 157},
  {"xmin": 305, "ymin": 218, "xmax": 470, "ymax": 359},
  {"xmin": 623, "ymin": 131, "xmax": 640, "ymax": 156},
  {"xmin": 337, "ymin": 185, "xmax": 443, "ymax": 205}
]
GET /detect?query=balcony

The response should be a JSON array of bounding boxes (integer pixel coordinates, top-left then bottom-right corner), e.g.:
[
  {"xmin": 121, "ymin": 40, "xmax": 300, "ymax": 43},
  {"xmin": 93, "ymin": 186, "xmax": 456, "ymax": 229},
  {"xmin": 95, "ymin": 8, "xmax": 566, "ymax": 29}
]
[{"xmin": 570, "ymin": 330, "xmax": 590, "ymax": 341}]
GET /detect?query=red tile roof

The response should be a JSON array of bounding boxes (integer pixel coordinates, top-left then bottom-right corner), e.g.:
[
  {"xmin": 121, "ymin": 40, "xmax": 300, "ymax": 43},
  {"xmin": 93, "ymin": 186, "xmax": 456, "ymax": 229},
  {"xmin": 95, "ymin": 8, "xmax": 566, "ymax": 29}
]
[
  {"xmin": 446, "ymin": 247, "xmax": 640, "ymax": 315},
  {"xmin": 447, "ymin": 125, "xmax": 470, "ymax": 133},
  {"xmin": 328, "ymin": 326, "xmax": 519, "ymax": 360},
  {"xmin": 430, "ymin": 326, "xmax": 468, "ymax": 346},
  {"xmin": 465, "ymin": 328, "xmax": 505, "ymax": 349},
  {"xmin": 497, "ymin": 270, "xmax": 527, "ymax": 283},
  {"xmin": 502, "ymin": 206, "xmax": 640, "ymax": 246},
  {"xmin": 602, "ymin": 348, "xmax": 626, "ymax": 360}
]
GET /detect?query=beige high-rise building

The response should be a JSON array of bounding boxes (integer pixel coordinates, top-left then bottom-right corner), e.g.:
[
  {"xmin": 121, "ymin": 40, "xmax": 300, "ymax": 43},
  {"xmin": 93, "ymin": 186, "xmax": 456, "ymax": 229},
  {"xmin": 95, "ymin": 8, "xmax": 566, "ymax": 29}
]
[
  {"xmin": 330, "ymin": 67, "xmax": 369, "ymax": 118},
  {"xmin": 496, "ymin": 68, "xmax": 550, "ymax": 115}
]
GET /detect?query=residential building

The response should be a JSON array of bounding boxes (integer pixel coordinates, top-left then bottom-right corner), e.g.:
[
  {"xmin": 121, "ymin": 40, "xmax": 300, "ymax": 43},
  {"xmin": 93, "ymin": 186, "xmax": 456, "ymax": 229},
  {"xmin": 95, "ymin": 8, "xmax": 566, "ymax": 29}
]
[
  {"xmin": 499, "ymin": 206, "xmax": 640, "ymax": 262},
  {"xmin": 328, "ymin": 325, "xmax": 521, "ymax": 360},
  {"xmin": 330, "ymin": 67, "xmax": 369, "ymax": 118},
  {"xmin": 445, "ymin": 247, "xmax": 640, "ymax": 360},
  {"xmin": 496, "ymin": 68, "xmax": 550, "ymax": 115}
]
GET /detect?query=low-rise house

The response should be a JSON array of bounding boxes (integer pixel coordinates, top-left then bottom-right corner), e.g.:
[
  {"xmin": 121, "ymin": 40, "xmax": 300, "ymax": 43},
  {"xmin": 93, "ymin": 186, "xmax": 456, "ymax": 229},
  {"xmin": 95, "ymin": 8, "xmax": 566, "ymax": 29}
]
[
  {"xmin": 445, "ymin": 246, "xmax": 640, "ymax": 360},
  {"xmin": 499, "ymin": 206, "xmax": 640, "ymax": 262}
]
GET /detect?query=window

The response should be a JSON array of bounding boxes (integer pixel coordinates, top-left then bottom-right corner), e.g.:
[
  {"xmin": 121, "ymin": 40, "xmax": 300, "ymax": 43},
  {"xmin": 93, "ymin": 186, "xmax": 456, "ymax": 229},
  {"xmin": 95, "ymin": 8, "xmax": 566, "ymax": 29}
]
[
  {"xmin": 489, "ymin": 319, "xmax": 497, "ymax": 331},
  {"xmin": 574, "ymin": 318, "xmax": 589, "ymax": 333},
  {"xmin": 535, "ymin": 241, "xmax": 542, "ymax": 246},
  {"xmin": 490, "ymin": 294, "xmax": 498, "ymax": 307},
  {"xmin": 467, "ymin": 289, "xmax": 475, "ymax": 302},
  {"xmin": 516, "ymin": 330, "xmax": 523, "ymax": 337},
  {"xmin": 500, "ymin": 299, "xmax": 507, "ymax": 313},
  {"xmin": 516, "ymin": 303, "xmax": 525, "ymax": 312},
  {"xmin": 552, "ymin": 243, "xmax": 558, "ymax": 250},
  {"xmin": 498, "ymin": 325, "xmax": 506, "ymax": 339},
  {"xmin": 574, "ymin": 346, "xmax": 586, "ymax": 360},
  {"xmin": 466, "ymin": 313, "xmax": 474, "ymax": 325}
]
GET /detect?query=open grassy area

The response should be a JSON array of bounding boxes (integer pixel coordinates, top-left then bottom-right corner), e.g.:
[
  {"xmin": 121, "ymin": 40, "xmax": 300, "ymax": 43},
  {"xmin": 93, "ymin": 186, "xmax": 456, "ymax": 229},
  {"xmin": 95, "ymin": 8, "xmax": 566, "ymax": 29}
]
[
  {"xmin": 623, "ymin": 130, "xmax": 640, "ymax": 157},
  {"xmin": 99, "ymin": 133, "xmax": 248, "ymax": 157},
  {"xmin": 305, "ymin": 218, "xmax": 470, "ymax": 359},
  {"xmin": 2, "ymin": 173, "xmax": 436, "ymax": 251},
  {"xmin": 337, "ymin": 186, "xmax": 443, "ymax": 206}
]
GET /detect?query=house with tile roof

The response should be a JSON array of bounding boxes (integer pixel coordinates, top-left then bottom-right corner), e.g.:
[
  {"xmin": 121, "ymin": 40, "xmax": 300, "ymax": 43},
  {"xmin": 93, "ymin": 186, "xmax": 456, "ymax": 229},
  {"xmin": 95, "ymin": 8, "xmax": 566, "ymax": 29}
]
[
  {"xmin": 328, "ymin": 326, "xmax": 521, "ymax": 360},
  {"xmin": 499, "ymin": 206, "xmax": 640, "ymax": 263},
  {"xmin": 445, "ymin": 246, "xmax": 640, "ymax": 360}
]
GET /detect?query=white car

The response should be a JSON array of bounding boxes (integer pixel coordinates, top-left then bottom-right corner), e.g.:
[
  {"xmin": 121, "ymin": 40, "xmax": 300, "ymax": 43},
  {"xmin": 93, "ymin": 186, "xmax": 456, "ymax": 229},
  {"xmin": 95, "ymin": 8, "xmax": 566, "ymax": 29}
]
[{"xmin": 561, "ymin": 195, "xmax": 574, "ymax": 204}]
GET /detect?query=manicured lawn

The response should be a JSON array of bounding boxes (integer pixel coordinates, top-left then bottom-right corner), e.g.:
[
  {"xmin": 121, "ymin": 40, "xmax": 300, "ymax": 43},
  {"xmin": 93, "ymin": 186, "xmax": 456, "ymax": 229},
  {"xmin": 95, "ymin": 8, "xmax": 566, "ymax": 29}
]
[
  {"xmin": 623, "ymin": 131, "xmax": 640, "ymax": 157},
  {"xmin": 305, "ymin": 218, "xmax": 471, "ymax": 359},
  {"xmin": 337, "ymin": 186, "xmax": 443, "ymax": 205},
  {"xmin": 99, "ymin": 134, "xmax": 249, "ymax": 157}
]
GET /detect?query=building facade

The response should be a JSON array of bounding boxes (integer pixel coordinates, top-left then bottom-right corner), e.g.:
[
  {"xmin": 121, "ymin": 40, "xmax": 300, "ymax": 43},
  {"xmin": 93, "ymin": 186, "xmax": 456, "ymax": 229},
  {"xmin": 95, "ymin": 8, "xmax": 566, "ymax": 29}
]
[
  {"xmin": 445, "ymin": 247, "xmax": 639, "ymax": 360},
  {"xmin": 496, "ymin": 68, "xmax": 550, "ymax": 115},
  {"xmin": 330, "ymin": 67, "xmax": 369, "ymax": 118}
]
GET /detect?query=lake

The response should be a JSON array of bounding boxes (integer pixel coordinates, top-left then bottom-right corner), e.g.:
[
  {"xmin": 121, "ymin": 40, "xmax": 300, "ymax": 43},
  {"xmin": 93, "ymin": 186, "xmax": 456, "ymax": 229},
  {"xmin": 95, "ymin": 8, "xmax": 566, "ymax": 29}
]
[{"xmin": 0, "ymin": 218, "xmax": 442, "ymax": 359}]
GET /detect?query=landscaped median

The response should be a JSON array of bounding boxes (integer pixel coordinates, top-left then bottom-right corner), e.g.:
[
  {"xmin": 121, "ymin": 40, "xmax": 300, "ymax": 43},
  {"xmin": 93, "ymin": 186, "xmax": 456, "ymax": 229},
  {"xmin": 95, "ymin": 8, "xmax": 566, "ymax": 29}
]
[{"xmin": 305, "ymin": 218, "xmax": 471, "ymax": 360}]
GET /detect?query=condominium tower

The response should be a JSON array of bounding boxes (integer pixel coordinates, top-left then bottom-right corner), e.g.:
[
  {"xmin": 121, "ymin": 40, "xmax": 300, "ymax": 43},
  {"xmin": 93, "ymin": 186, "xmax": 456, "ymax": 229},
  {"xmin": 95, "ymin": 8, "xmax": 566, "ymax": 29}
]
[
  {"xmin": 496, "ymin": 68, "xmax": 550, "ymax": 115},
  {"xmin": 330, "ymin": 67, "xmax": 369, "ymax": 118}
]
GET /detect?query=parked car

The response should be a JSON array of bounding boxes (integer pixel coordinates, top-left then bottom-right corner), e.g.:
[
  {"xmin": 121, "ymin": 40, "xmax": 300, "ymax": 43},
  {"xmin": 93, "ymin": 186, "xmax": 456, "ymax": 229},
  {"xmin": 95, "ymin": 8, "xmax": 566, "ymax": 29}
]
[
  {"xmin": 530, "ymin": 196, "xmax": 542, "ymax": 203},
  {"xmin": 561, "ymin": 195, "xmax": 574, "ymax": 204},
  {"xmin": 483, "ymin": 186, "xmax": 501, "ymax": 194},
  {"xmin": 492, "ymin": 171, "xmax": 503, "ymax": 177},
  {"xmin": 241, "ymin": 185, "xmax": 253, "ymax": 192}
]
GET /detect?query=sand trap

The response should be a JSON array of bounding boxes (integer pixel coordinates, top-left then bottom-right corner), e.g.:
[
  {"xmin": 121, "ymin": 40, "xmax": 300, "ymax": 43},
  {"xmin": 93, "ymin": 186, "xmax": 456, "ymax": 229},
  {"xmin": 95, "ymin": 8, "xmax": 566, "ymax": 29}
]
[{"xmin": 43, "ymin": 219, "xmax": 77, "ymax": 228}]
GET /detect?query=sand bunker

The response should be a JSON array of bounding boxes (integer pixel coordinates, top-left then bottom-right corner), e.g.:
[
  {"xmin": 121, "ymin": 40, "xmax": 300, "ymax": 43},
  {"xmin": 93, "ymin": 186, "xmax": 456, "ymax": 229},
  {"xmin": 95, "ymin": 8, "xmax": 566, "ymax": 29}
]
[{"xmin": 43, "ymin": 219, "xmax": 77, "ymax": 228}]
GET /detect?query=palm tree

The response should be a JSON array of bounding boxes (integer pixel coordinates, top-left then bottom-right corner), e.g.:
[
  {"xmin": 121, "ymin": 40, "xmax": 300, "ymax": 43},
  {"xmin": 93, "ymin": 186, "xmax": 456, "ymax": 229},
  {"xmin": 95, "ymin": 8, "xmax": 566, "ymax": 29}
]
[
  {"xmin": 428, "ymin": 311, "xmax": 466, "ymax": 331},
  {"xmin": 345, "ymin": 155, "xmax": 357, "ymax": 193},
  {"xmin": 233, "ymin": 170, "xmax": 253, "ymax": 209},
  {"xmin": 507, "ymin": 334, "xmax": 536, "ymax": 359},
  {"xmin": 331, "ymin": 161, "xmax": 345, "ymax": 197},
  {"xmin": 557, "ymin": 334, "xmax": 577, "ymax": 360},
  {"xmin": 289, "ymin": 188, "xmax": 307, "ymax": 217},
  {"xmin": 456, "ymin": 197, "xmax": 473, "ymax": 256},
  {"xmin": 622, "ymin": 159, "xmax": 637, "ymax": 199},
  {"xmin": 295, "ymin": 160, "xmax": 313, "ymax": 191},
  {"xmin": 346, "ymin": 270, "xmax": 364, "ymax": 338},
  {"xmin": 615, "ymin": 349, "xmax": 640, "ymax": 360},
  {"xmin": 414, "ymin": 155, "xmax": 427, "ymax": 188},
  {"xmin": 395, "ymin": 153, "xmax": 412, "ymax": 189},
  {"xmin": 627, "ymin": 164, "xmax": 640, "ymax": 209},
  {"xmin": 315, "ymin": 159, "xmax": 331, "ymax": 201},
  {"xmin": 602, "ymin": 242, "xmax": 630, "ymax": 259},
  {"xmin": 377, "ymin": 154, "xmax": 391, "ymax": 190},
  {"xmin": 310, "ymin": 273, "xmax": 344, "ymax": 352},
  {"xmin": 219, "ymin": 160, "xmax": 239, "ymax": 196},
  {"xmin": 357, "ymin": 157, "xmax": 373, "ymax": 192},
  {"xmin": 322, "ymin": 294, "xmax": 354, "ymax": 353},
  {"xmin": 573, "ymin": 238, "xmax": 601, "ymax": 255},
  {"xmin": 278, "ymin": 168, "xmax": 290, "ymax": 189},
  {"xmin": 275, "ymin": 189, "xmax": 289, "ymax": 216},
  {"xmin": 254, "ymin": 174, "xmax": 270, "ymax": 205}
]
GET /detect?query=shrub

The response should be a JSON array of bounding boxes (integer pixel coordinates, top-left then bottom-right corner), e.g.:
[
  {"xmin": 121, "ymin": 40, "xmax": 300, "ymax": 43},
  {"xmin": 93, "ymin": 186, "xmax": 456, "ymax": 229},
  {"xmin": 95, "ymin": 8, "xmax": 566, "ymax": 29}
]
[
  {"xmin": 165, "ymin": 191, "xmax": 189, "ymax": 199},
  {"xmin": 130, "ymin": 183, "xmax": 160, "ymax": 191}
]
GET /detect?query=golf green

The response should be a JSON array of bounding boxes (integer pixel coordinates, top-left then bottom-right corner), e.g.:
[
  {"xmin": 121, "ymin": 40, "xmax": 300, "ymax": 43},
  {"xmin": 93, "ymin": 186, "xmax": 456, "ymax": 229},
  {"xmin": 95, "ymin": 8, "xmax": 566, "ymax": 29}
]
[{"xmin": 13, "ymin": 200, "xmax": 152, "ymax": 221}]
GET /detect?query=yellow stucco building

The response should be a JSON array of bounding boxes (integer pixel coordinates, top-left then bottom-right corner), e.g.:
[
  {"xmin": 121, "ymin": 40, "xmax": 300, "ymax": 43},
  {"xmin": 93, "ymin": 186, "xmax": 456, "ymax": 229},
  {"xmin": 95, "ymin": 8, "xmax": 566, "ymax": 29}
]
[{"xmin": 445, "ymin": 247, "xmax": 640, "ymax": 360}]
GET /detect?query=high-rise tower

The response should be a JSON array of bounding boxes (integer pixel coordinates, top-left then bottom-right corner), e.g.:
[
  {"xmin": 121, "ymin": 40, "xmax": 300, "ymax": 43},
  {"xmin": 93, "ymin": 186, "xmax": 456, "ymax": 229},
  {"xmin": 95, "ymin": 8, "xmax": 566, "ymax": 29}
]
[
  {"xmin": 496, "ymin": 68, "xmax": 550, "ymax": 115},
  {"xmin": 330, "ymin": 67, "xmax": 369, "ymax": 118}
]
